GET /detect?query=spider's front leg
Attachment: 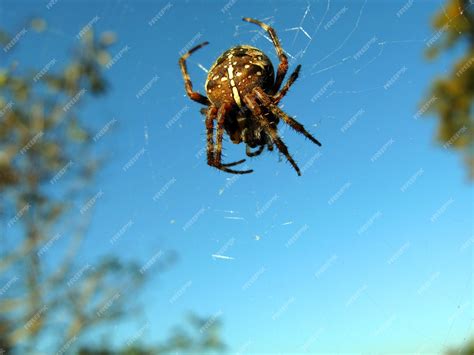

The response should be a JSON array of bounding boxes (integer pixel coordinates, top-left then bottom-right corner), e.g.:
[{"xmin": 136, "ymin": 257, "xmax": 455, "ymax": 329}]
[
  {"xmin": 211, "ymin": 103, "xmax": 253, "ymax": 174},
  {"xmin": 179, "ymin": 42, "xmax": 211, "ymax": 105}
]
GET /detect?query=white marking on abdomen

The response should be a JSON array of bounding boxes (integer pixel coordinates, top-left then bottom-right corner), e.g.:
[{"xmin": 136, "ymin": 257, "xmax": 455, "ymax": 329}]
[
  {"xmin": 227, "ymin": 62, "xmax": 242, "ymax": 107},
  {"xmin": 232, "ymin": 87, "xmax": 242, "ymax": 107},
  {"xmin": 227, "ymin": 65, "xmax": 234, "ymax": 80}
]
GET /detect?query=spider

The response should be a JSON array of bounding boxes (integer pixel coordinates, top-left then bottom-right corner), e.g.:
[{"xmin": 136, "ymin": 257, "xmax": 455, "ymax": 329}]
[{"xmin": 179, "ymin": 17, "xmax": 321, "ymax": 176}]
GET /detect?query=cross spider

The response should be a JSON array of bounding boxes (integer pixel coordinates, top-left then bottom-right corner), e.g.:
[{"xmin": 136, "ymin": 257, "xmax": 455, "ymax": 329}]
[{"xmin": 179, "ymin": 17, "xmax": 321, "ymax": 175}]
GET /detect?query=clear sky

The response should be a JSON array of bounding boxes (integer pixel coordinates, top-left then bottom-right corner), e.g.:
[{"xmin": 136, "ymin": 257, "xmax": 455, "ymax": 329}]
[{"xmin": 2, "ymin": 0, "xmax": 473, "ymax": 353}]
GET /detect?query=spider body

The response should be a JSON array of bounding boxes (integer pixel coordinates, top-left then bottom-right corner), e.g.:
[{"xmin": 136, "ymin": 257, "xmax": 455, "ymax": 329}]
[
  {"xmin": 205, "ymin": 45, "xmax": 276, "ymax": 147},
  {"xmin": 179, "ymin": 18, "xmax": 321, "ymax": 175}
]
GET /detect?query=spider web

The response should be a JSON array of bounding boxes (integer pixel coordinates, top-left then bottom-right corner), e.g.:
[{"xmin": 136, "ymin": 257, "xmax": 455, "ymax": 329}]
[
  {"xmin": 157, "ymin": 0, "xmax": 472, "ymax": 350},
  {"xmin": 201, "ymin": 0, "xmax": 474, "ymax": 351},
  {"xmin": 7, "ymin": 0, "xmax": 471, "ymax": 352}
]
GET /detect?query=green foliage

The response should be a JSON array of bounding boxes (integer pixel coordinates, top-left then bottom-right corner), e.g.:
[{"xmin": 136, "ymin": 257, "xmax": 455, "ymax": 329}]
[{"xmin": 423, "ymin": 0, "xmax": 474, "ymax": 179}]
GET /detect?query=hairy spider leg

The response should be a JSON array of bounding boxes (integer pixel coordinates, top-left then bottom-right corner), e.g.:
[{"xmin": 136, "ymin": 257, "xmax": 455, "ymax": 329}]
[
  {"xmin": 242, "ymin": 18, "xmax": 288, "ymax": 95},
  {"xmin": 179, "ymin": 42, "xmax": 211, "ymax": 106},
  {"xmin": 273, "ymin": 65, "xmax": 301, "ymax": 104},
  {"xmin": 243, "ymin": 94, "xmax": 301, "ymax": 175},
  {"xmin": 206, "ymin": 106, "xmax": 248, "ymax": 171},
  {"xmin": 253, "ymin": 87, "xmax": 322, "ymax": 147},
  {"xmin": 212, "ymin": 103, "xmax": 253, "ymax": 174},
  {"xmin": 246, "ymin": 144, "xmax": 265, "ymax": 157},
  {"xmin": 205, "ymin": 106, "xmax": 218, "ymax": 164}
]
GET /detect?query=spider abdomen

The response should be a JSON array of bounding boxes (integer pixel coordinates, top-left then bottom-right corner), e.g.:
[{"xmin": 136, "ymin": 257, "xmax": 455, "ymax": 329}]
[{"xmin": 205, "ymin": 45, "xmax": 274, "ymax": 108}]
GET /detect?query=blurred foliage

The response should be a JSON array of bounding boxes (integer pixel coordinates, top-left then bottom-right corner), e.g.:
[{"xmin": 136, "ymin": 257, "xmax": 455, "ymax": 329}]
[
  {"xmin": 0, "ymin": 318, "xmax": 13, "ymax": 354},
  {"xmin": 423, "ymin": 0, "xmax": 474, "ymax": 179},
  {"xmin": 77, "ymin": 314, "xmax": 225, "ymax": 354},
  {"xmin": 0, "ymin": 20, "xmax": 223, "ymax": 354},
  {"xmin": 446, "ymin": 337, "xmax": 474, "ymax": 354},
  {"xmin": 0, "ymin": 19, "xmax": 144, "ymax": 354}
]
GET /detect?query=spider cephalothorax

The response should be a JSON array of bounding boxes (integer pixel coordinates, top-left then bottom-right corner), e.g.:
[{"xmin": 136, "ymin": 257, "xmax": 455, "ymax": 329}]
[{"xmin": 179, "ymin": 17, "xmax": 321, "ymax": 175}]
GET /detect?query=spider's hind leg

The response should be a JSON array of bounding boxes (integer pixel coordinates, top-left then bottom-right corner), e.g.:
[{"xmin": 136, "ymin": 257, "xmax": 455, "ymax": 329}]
[
  {"xmin": 206, "ymin": 106, "xmax": 249, "ymax": 173},
  {"xmin": 213, "ymin": 103, "xmax": 253, "ymax": 174}
]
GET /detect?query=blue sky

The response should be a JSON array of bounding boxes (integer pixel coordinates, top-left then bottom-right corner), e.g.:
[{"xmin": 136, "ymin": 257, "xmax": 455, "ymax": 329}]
[{"xmin": 2, "ymin": 0, "xmax": 473, "ymax": 353}]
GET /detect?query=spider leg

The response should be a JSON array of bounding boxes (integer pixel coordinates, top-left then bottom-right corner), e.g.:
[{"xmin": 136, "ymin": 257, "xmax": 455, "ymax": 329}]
[
  {"xmin": 273, "ymin": 65, "xmax": 301, "ymax": 104},
  {"xmin": 243, "ymin": 94, "xmax": 301, "ymax": 176},
  {"xmin": 213, "ymin": 103, "xmax": 253, "ymax": 174},
  {"xmin": 179, "ymin": 42, "xmax": 211, "ymax": 106},
  {"xmin": 246, "ymin": 144, "xmax": 265, "ymax": 157},
  {"xmin": 205, "ymin": 106, "xmax": 218, "ymax": 166},
  {"xmin": 206, "ymin": 106, "xmax": 247, "ymax": 171},
  {"xmin": 221, "ymin": 159, "xmax": 247, "ymax": 167},
  {"xmin": 253, "ymin": 87, "xmax": 322, "ymax": 147},
  {"xmin": 242, "ymin": 18, "xmax": 288, "ymax": 95}
]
